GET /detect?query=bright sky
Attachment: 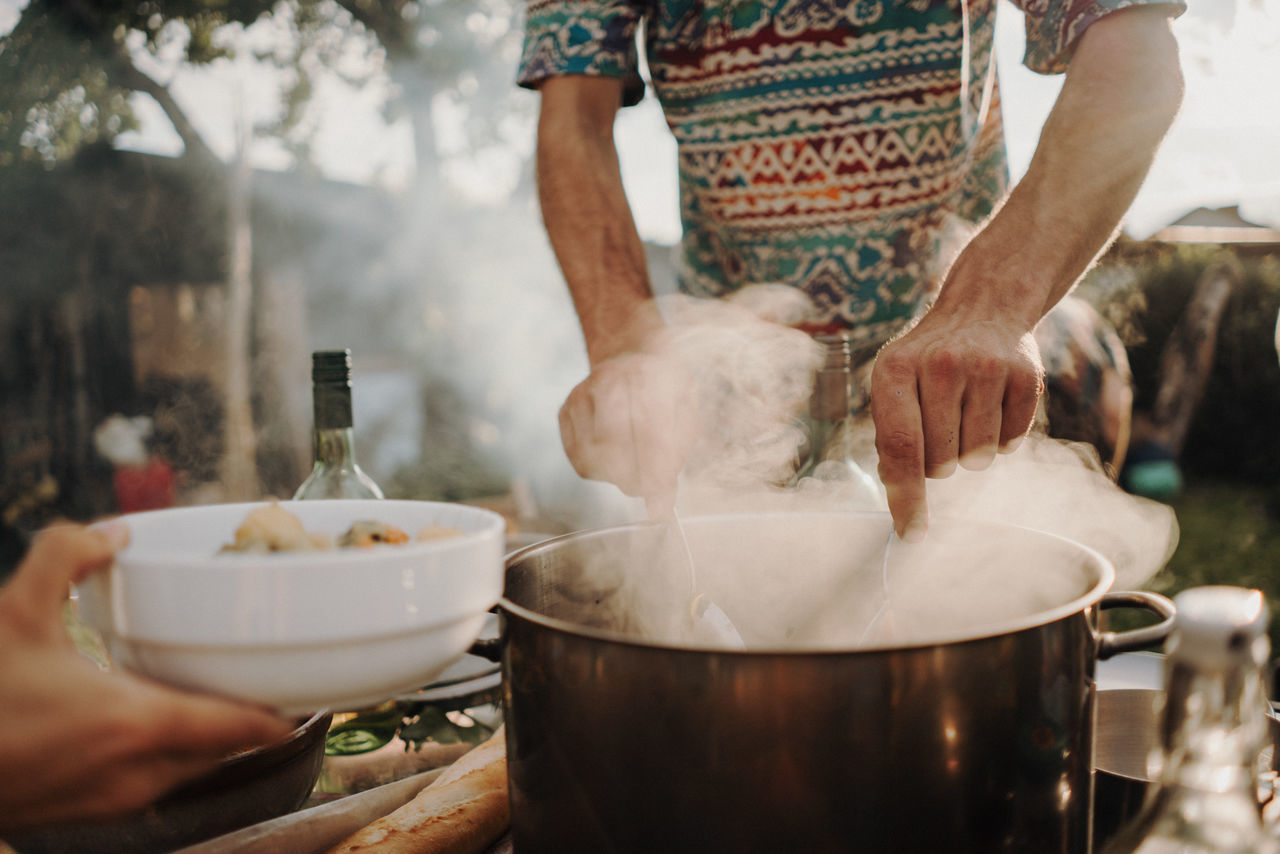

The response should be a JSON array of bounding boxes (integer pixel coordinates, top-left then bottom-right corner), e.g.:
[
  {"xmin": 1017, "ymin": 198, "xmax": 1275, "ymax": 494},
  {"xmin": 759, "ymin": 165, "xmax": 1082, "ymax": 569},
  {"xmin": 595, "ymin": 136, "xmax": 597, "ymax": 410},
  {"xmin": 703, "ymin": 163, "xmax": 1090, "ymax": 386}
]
[{"xmin": 2, "ymin": 0, "xmax": 1277, "ymax": 240}]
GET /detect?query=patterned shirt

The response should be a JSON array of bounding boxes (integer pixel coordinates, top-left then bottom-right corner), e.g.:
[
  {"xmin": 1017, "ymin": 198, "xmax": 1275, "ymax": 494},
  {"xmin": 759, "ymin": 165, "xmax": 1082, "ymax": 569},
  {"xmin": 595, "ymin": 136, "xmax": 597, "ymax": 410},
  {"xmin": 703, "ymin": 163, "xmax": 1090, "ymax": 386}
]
[{"xmin": 519, "ymin": 0, "xmax": 1183, "ymax": 347}]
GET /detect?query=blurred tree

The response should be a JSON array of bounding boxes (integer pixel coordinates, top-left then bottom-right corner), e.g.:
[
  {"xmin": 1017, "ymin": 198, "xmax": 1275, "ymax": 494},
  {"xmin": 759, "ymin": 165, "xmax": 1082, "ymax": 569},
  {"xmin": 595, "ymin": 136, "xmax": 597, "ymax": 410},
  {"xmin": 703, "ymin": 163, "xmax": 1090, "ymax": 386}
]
[
  {"xmin": 0, "ymin": 0, "xmax": 277, "ymax": 502},
  {"xmin": 0, "ymin": 0, "xmax": 271, "ymax": 171},
  {"xmin": 0, "ymin": 0, "xmax": 532, "ymax": 507},
  {"xmin": 325, "ymin": 0, "xmax": 529, "ymax": 196},
  {"xmin": 0, "ymin": 0, "xmax": 531, "ymax": 191}
]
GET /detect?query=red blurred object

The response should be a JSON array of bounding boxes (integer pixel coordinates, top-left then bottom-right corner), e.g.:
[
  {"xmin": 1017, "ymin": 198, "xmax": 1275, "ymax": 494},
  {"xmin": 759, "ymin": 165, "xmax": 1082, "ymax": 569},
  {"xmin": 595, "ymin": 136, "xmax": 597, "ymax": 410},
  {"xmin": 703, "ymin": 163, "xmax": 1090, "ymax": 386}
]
[{"xmin": 112, "ymin": 456, "xmax": 176, "ymax": 513}]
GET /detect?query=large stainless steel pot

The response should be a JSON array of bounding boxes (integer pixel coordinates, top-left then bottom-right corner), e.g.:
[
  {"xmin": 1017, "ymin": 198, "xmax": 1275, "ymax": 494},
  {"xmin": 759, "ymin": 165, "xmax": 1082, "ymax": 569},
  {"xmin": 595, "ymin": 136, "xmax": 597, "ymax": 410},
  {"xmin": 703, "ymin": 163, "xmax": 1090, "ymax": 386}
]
[{"xmin": 497, "ymin": 512, "xmax": 1173, "ymax": 854}]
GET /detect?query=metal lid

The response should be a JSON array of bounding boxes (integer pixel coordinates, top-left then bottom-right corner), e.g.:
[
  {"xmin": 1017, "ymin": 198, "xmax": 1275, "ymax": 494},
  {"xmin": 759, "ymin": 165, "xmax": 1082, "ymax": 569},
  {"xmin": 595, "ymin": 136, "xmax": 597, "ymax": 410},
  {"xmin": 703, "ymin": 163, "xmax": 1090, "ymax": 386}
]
[
  {"xmin": 311, "ymin": 349, "xmax": 352, "ymax": 386},
  {"xmin": 1169, "ymin": 586, "xmax": 1270, "ymax": 670}
]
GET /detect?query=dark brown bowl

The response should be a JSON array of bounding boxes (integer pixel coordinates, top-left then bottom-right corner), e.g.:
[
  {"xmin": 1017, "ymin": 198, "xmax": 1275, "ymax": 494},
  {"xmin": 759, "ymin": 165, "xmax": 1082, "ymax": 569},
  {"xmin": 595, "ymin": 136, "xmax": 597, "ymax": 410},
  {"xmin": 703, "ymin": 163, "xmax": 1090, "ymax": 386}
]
[{"xmin": 3, "ymin": 710, "xmax": 332, "ymax": 854}]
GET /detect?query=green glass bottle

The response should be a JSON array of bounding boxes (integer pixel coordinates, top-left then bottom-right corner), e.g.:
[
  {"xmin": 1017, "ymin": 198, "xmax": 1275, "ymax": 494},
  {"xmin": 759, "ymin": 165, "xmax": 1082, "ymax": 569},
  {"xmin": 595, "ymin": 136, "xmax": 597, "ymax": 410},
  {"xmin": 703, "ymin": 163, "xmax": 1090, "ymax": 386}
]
[{"xmin": 293, "ymin": 349, "xmax": 384, "ymax": 500}]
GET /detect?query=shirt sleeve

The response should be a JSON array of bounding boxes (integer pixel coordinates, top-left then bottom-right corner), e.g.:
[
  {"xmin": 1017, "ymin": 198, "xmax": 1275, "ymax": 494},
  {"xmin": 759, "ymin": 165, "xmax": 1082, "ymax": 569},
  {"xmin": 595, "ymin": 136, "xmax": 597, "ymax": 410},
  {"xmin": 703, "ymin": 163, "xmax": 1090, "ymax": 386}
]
[
  {"xmin": 1008, "ymin": 0, "xmax": 1187, "ymax": 75},
  {"xmin": 517, "ymin": 0, "xmax": 648, "ymax": 106}
]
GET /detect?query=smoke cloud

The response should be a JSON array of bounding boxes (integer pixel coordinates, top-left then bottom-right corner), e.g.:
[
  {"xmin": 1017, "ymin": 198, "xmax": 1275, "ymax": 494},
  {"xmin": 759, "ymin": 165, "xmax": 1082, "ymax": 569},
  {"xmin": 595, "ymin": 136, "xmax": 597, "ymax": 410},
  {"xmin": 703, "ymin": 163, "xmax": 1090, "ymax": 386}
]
[{"xmin": 524, "ymin": 284, "xmax": 1179, "ymax": 649}]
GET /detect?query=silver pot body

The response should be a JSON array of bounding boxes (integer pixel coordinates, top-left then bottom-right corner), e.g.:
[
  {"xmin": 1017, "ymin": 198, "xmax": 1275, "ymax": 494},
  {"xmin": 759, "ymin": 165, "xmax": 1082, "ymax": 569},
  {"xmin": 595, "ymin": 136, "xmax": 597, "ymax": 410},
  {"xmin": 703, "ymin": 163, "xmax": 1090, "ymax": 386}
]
[{"xmin": 498, "ymin": 512, "xmax": 1173, "ymax": 854}]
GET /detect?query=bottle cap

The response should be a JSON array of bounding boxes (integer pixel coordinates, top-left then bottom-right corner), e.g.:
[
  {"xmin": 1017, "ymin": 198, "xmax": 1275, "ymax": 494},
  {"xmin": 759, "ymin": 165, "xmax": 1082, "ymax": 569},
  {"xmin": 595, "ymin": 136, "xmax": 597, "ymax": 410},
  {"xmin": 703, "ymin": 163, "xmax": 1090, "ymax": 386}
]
[
  {"xmin": 1168, "ymin": 586, "xmax": 1270, "ymax": 671},
  {"xmin": 312, "ymin": 350, "xmax": 352, "ymax": 386}
]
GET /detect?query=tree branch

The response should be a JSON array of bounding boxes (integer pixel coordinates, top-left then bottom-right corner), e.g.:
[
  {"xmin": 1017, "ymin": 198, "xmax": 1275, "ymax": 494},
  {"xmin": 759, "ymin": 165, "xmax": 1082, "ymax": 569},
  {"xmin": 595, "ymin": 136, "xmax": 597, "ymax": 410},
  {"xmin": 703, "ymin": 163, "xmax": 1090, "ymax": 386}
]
[{"xmin": 58, "ymin": 0, "xmax": 224, "ymax": 175}]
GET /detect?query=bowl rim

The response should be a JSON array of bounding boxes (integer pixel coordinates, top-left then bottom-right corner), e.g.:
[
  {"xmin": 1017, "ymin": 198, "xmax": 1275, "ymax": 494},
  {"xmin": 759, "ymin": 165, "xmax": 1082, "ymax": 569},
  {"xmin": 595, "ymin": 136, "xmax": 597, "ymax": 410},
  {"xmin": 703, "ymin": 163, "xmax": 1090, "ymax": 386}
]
[
  {"xmin": 95, "ymin": 498, "xmax": 507, "ymax": 570},
  {"xmin": 177, "ymin": 710, "xmax": 333, "ymax": 788}
]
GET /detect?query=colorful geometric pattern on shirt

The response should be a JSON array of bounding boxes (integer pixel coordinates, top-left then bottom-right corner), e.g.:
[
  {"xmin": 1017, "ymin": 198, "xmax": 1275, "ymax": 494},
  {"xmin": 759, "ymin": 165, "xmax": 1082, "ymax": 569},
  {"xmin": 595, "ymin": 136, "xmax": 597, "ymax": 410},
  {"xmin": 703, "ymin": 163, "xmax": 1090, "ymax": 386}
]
[
  {"xmin": 661, "ymin": 0, "xmax": 1006, "ymax": 341},
  {"xmin": 519, "ymin": 0, "xmax": 1183, "ymax": 341}
]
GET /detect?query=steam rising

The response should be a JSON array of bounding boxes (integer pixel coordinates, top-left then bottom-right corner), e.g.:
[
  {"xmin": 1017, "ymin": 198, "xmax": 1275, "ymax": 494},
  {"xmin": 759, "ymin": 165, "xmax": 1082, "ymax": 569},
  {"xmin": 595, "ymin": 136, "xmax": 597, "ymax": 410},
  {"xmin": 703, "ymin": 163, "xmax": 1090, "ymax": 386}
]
[
  {"xmin": 659, "ymin": 288, "xmax": 824, "ymax": 492},
  {"xmin": 926, "ymin": 437, "xmax": 1178, "ymax": 591},
  {"xmin": 529, "ymin": 285, "xmax": 1179, "ymax": 649}
]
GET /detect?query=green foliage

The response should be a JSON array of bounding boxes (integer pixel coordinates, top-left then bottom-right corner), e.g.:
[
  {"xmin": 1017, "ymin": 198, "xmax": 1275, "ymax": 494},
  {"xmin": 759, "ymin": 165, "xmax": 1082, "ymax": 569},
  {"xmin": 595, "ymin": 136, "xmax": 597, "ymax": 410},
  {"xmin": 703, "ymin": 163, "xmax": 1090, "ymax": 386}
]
[
  {"xmin": 1090, "ymin": 244, "xmax": 1280, "ymax": 484},
  {"xmin": 1141, "ymin": 478, "xmax": 1280, "ymax": 653},
  {"xmin": 0, "ymin": 8, "xmax": 133, "ymax": 165},
  {"xmin": 1, "ymin": 0, "xmax": 532, "ymax": 186},
  {"xmin": 324, "ymin": 698, "xmax": 497, "ymax": 756},
  {"xmin": 0, "ymin": 0, "xmax": 272, "ymax": 167}
]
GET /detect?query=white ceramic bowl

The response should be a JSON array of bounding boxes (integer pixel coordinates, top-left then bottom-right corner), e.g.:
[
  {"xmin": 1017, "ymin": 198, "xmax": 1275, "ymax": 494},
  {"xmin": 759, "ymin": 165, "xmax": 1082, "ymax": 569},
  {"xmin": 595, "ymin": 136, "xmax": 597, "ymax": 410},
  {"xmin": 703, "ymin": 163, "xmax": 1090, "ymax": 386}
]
[{"xmin": 76, "ymin": 499, "xmax": 506, "ymax": 715}]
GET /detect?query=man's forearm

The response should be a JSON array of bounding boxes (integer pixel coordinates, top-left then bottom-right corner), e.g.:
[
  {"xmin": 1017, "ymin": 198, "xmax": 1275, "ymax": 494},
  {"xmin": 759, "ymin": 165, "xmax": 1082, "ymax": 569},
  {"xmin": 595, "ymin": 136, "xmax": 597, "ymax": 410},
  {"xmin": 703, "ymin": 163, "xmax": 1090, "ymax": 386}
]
[
  {"xmin": 936, "ymin": 5, "xmax": 1183, "ymax": 326},
  {"xmin": 537, "ymin": 77, "xmax": 659, "ymax": 366}
]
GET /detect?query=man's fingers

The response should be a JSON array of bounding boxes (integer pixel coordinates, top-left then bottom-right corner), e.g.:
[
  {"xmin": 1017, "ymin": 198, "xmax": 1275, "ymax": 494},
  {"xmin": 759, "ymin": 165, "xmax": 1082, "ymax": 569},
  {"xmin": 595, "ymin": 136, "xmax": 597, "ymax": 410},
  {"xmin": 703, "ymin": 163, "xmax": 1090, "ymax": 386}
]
[
  {"xmin": 560, "ymin": 384, "xmax": 637, "ymax": 489},
  {"xmin": 88, "ymin": 754, "xmax": 226, "ymax": 821},
  {"xmin": 999, "ymin": 365, "xmax": 1044, "ymax": 452},
  {"xmin": 916, "ymin": 349, "xmax": 964, "ymax": 478},
  {"xmin": 142, "ymin": 694, "xmax": 294, "ymax": 756},
  {"xmin": 558, "ymin": 400, "xmax": 580, "ymax": 469},
  {"xmin": 9, "ymin": 522, "xmax": 128, "ymax": 620},
  {"xmin": 110, "ymin": 671, "xmax": 294, "ymax": 768},
  {"xmin": 958, "ymin": 357, "xmax": 1006, "ymax": 471},
  {"xmin": 559, "ymin": 355, "xmax": 696, "ymax": 503},
  {"xmin": 872, "ymin": 360, "xmax": 929, "ymax": 542},
  {"xmin": 51, "ymin": 690, "xmax": 291, "ymax": 825},
  {"xmin": 588, "ymin": 375, "xmax": 646, "ymax": 491}
]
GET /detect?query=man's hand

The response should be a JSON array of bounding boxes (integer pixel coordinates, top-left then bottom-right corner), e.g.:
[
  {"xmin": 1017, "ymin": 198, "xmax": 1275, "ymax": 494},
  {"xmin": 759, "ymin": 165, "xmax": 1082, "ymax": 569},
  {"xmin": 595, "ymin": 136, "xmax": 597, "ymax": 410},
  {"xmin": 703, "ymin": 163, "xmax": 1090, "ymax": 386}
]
[
  {"xmin": 559, "ymin": 350, "xmax": 700, "ymax": 517},
  {"xmin": 537, "ymin": 76, "xmax": 705, "ymax": 514},
  {"xmin": 872, "ymin": 312, "xmax": 1044, "ymax": 541},
  {"xmin": 0, "ymin": 522, "xmax": 293, "ymax": 833},
  {"xmin": 872, "ymin": 3, "xmax": 1181, "ymax": 541}
]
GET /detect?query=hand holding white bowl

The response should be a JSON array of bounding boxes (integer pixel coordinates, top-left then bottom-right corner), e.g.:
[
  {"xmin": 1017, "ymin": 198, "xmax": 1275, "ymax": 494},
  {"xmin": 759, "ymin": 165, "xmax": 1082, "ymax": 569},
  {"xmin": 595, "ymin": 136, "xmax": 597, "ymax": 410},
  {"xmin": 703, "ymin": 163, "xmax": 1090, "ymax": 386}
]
[
  {"xmin": 75, "ymin": 500, "xmax": 507, "ymax": 716},
  {"xmin": 0, "ymin": 522, "xmax": 293, "ymax": 833}
]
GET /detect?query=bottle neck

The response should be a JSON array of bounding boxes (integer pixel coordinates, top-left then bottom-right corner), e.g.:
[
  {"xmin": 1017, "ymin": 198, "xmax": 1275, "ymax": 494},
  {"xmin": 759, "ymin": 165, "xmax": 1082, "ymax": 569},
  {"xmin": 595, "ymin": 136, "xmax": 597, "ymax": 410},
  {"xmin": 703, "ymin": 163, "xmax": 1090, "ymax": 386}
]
[
  {"xmin": 810, "ymin": 336, "xmax": 856, "ymax": 424},
  {"xmin": 794, "ymin": 334, "xmax": 882, "ymax": 498},
  {"xmin": 803, "ymin": 415, "xmax": 843, "ymax": 466},
  {"xmin": 1158, "ymin": 656, "xmax": 1269, "ymax": 792},
  {"xmin": 313, "ymin": 425, "xmax": 359, "ymax": 468},
  {"xmin": 312, "ymin": 382, "xmax": 359, "ymax": 466},
  {"xmin": 313, "ymin": 382, "xmax": 354, "ymax": 432}
]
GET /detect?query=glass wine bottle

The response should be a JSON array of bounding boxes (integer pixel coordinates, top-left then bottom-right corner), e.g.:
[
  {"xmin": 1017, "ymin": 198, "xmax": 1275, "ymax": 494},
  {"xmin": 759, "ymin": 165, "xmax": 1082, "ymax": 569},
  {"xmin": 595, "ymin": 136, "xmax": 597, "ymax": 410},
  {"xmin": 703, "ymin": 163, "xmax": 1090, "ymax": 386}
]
[
  {"xmin": 293, "ymin": 349, "xmax": 384, "ymax": 500},
  {"xmin": 1102, "ymin": 585, "xmax": 1277, "ymax": 854},
  {"xmin": 791, "ymin": 333, "xmax": 885, "ymax": 509}
]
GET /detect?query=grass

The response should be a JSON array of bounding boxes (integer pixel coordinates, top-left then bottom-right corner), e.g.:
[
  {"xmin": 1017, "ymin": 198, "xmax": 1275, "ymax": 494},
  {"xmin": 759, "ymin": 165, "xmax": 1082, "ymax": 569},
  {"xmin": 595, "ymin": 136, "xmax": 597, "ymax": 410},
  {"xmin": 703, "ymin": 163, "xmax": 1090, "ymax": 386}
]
[{"xmin": 1131, "ymin": 476, "xmax": 1280, "ymax": 652}]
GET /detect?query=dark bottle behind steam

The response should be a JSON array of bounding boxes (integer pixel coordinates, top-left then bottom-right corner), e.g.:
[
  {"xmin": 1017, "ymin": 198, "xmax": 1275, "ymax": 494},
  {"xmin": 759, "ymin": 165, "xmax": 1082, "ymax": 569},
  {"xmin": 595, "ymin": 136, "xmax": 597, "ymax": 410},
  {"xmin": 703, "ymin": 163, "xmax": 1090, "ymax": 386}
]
[
  {"xmin": 293, "ymin": 349, "xmax": 384, "ymax": 500},
  {"xmin": 791, "ymin": 333, "xmax": 885, "ymax": 509}
]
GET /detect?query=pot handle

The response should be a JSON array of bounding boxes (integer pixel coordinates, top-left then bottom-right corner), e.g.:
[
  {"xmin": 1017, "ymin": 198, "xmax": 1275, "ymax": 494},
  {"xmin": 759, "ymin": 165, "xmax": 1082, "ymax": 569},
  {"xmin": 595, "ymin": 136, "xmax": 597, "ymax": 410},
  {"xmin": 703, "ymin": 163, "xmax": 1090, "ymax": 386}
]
[
  {"xmin": 1097, "ymin": 590, "xmax": 1177, "ymax": 660},
  {"xmin": 465, "ymin": 605, "xmax": 505, "ymax": 663},
  {"xmin": 467, "ymin": 636, "xmax": 503, "ymax": 662}
]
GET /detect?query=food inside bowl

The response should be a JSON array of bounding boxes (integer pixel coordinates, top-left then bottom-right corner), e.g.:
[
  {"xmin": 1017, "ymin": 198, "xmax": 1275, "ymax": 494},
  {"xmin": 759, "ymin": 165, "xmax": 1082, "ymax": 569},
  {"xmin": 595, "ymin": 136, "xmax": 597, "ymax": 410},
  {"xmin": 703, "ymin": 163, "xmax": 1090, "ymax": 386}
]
[
  {"xmin": 220, "ymin": 503, "xmax": 460, "ymax": 553},
  {"xmin": 338, "ymin": 519, "xmax": 410, "ymax": 547}
]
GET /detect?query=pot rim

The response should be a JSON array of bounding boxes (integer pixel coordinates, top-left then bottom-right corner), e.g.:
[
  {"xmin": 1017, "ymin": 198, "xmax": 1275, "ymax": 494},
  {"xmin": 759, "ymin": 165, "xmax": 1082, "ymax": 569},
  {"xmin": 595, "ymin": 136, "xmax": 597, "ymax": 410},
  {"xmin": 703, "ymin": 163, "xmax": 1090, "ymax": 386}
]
[{"xmin": 498, "ymin": 510, "xmax": 1117, "ymax": 654}]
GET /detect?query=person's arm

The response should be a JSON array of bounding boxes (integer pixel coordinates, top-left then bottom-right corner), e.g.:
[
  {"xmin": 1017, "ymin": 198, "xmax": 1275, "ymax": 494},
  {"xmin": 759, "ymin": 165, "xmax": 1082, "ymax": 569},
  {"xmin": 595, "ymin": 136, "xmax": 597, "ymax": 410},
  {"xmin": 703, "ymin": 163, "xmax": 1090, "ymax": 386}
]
[
  {"xmin": 0, "ymin": 522, "xmax": 293, "ymax": 832},
  {"xmin": 872, "ymin": 4, "xmax": 1184, "ymax": 540},
  {"xmin": 538, "ymin": 75, "xmax": 661, "ymax": 363},
  {"xmin": 537, "ymin": 75, "xmax": 698, "ymax": 513}
]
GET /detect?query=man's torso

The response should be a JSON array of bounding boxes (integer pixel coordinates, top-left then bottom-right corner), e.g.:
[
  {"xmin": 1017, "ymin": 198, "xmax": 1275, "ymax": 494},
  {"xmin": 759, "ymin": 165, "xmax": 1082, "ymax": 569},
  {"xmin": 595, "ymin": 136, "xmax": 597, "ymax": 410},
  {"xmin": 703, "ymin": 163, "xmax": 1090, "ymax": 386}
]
[{"xmin": 642, "ymin": 0, "xmax": 1009, "ymax": 342}]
